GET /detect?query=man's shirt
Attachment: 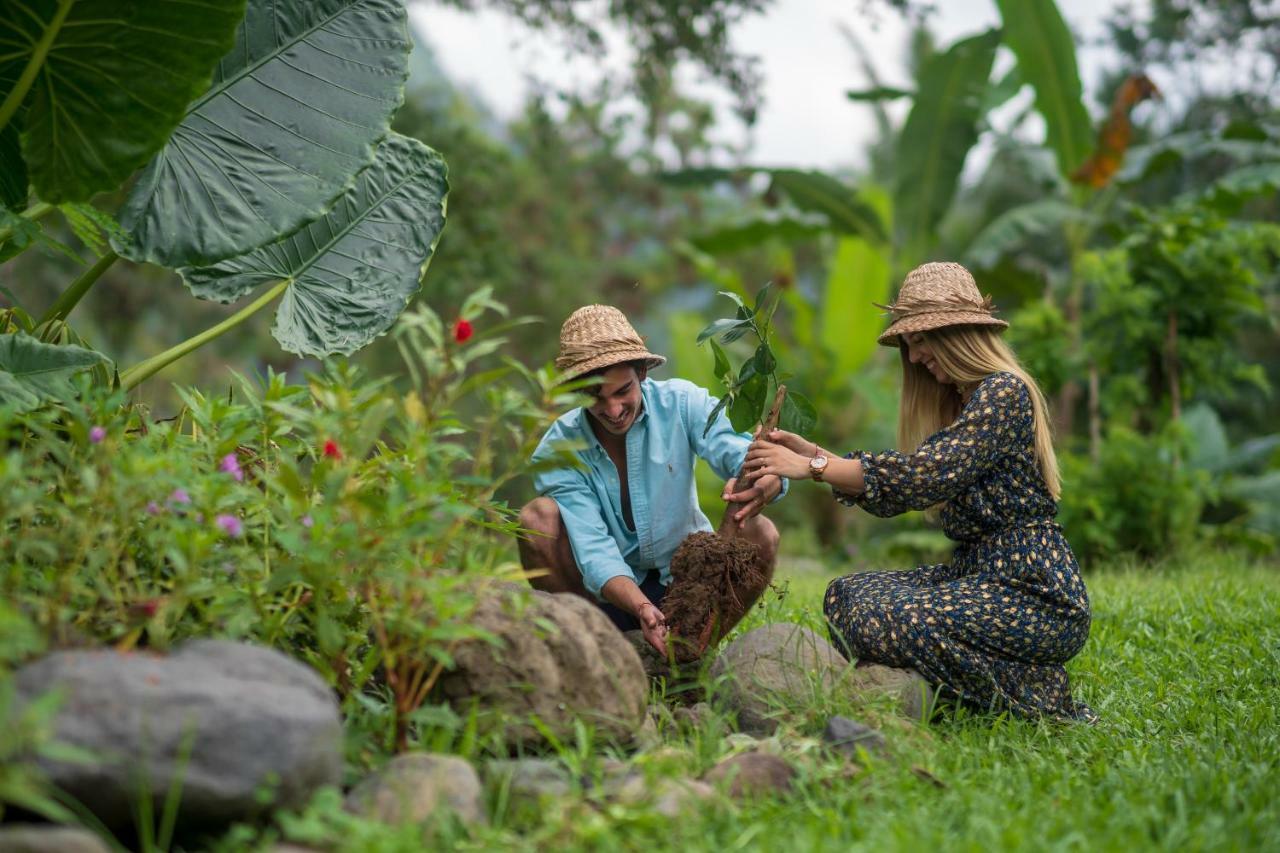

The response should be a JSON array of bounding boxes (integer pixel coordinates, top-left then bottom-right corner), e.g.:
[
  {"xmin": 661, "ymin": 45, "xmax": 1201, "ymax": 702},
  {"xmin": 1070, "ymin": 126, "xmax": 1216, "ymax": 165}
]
[{"xmin": 531, "ymin": 377, "xmax": 784, "ymax": 598}]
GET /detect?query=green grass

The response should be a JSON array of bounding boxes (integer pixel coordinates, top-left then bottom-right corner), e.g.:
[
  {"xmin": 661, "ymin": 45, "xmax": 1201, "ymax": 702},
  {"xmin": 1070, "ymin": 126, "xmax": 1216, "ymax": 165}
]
[{"xmin": 258, "ymin": 550, "xmax": 1280, "ymax": 852}]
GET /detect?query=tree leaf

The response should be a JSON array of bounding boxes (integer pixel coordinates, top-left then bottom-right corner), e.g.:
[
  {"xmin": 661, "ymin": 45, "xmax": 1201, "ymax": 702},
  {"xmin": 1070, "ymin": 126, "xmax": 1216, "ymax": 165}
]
[
  {"xmin": 691, "ymin": 210, "xmax": 830, "ymax": 254},
  {"xmin": 709, "ymin": 338, "xmax": 731, "ymax": 383},
  {"xmin": 822, "ymin": 235, "xmax": 891, "ymax": 374},
  {"xmin": 728, "ymin": 374, "xmax": 767, "ymax": 433},
  {"xmin": 845, "ymin": 86, "xmax": 914, "ymax": 102},
  {"xmin": 0, "ymin": 0, "xmax": 247, "ymax": 204},
  {"xmin": 702, "ymin": 393, "xmax": 731, "ymax": 438},
  {"xmin": 696, "ymin": 317, "xmax": 751, "ymax": 345},
  {"xmin": 1200, "ymin": 162, "xmax": 1280, "ymax": 212},
  {"xmin": 0, "ymin": 332, "xmax": 109, "ymax": 412},
  {"xmin": 994, "ymin": 0, "xmax": 1093, "ymax": 178},
  {"xmin": 893, "ymin": 29, "xmax": 1000, "ymax": 257},
  {"xmin": 180, "ymin": 133, "xmax": 447, "ymax": 357},
  {"xmin": 768, "ymin": 170, "xmax": 888, "ymax": 244},
  {"xmin": 981, "ymin": 64, "xmax": 1024, "ymax": 116},
  {"xmin": 778, "ymin": 390, "xmax": 817, "ymax": 436},
  {"xmin": 964, "ymin": 199, "xmax": 1089, "ymax": 269},
  {"xmin": 752, "ymin": 343, "xmax": 776, "ymax": 375},
  {"xmin": 115, "ymin": 0, "xmax": 412, "ymax": 269}
]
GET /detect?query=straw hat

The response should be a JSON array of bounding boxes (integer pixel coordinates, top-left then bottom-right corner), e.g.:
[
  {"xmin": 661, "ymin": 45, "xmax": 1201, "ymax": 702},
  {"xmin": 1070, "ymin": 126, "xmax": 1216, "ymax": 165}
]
[
  {"xmin": 555, "ymin": 305, "xmax": 666, "ymax": 380},
  {"xmin": 876, "ymin": 262, "xmax": 1008, "ymax": 347}
]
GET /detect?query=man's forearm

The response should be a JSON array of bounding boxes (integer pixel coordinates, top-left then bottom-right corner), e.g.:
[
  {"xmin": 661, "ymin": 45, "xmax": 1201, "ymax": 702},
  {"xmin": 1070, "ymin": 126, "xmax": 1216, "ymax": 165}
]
[{"xmin": 600, "ymin": 575, "xmax": 650, "ymax": 616}]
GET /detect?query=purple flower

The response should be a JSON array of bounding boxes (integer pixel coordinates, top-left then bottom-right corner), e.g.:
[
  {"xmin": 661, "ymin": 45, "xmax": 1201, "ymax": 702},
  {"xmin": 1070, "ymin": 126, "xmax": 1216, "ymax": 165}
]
[
  {"xmin": 89, "ymin": 426, "xmax": 106, "ymax": 444},
  {"xmin": 220, "ymin": 453, "xmax": 243, "ymax": 482},
  {"xmin": 168, "ymin": 488, "xmax": 191, "ymax": 505},
  {"xmin": 300, "ymin": 514, "xmax": 314, "ymax": 529},
  {"xmin": 146, "ymin": 501, "xmax": 162, "ymax": 516},
  {"xmin": 215, "ymin": 514, "xmax": 243, "ymax": 537}
]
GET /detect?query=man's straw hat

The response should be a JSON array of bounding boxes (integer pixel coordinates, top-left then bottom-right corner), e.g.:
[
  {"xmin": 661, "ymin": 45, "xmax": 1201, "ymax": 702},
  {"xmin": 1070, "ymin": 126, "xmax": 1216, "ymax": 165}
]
[
  {"xmin": 555, "ymin": 305, "xmax": 666, "ymax": 381},
  {"xmin": 876, "ymin": 262, "xmax": 1008, "ymax": 347}
]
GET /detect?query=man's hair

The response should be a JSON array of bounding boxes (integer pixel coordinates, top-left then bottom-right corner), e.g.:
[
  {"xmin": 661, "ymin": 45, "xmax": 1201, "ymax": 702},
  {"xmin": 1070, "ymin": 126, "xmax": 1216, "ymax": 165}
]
[{"xmin": 580, "ymin": 359, "xmax": 649, "ymax": 382}]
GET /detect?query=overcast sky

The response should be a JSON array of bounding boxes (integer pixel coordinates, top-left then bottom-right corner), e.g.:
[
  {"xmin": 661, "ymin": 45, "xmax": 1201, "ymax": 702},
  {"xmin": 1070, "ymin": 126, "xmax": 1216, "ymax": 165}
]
[{"xmin": 408, "ymin": 0, "xmax": 1135, "ymax": 170}]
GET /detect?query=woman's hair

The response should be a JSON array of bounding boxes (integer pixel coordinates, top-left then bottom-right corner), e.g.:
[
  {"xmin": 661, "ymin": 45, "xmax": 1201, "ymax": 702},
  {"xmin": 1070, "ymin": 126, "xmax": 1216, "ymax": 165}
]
[{"xmin": 898, "ymin": 325, "xmax": 1061, "ymax": 499}]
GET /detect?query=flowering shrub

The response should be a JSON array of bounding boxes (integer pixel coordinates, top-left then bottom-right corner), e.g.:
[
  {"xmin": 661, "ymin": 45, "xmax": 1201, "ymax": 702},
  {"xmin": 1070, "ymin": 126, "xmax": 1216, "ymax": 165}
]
[{"xmin": 0, "ymin": 290, "xmax": 576, "ymax": 755}]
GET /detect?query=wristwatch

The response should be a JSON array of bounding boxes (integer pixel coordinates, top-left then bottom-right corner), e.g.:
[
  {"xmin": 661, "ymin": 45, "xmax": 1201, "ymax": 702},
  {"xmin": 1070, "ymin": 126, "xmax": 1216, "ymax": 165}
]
[{"xmin": 809, "ymin": 452, "xmax": 829, "ymax": 482}]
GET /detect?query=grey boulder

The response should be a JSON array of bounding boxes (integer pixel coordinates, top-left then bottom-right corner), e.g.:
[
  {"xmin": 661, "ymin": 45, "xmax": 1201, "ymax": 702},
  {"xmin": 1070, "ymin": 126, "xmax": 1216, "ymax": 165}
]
[
  {"xmin": 346, "ymin": 753, "xmax": 483, "ymax": 826},
  {"xmin": 710, "ymin": 623, "xmax": 850, "ymax": 735},
  {"xmin": 13, "ymin": 640, "xmax": 342, "ymax": 833}
]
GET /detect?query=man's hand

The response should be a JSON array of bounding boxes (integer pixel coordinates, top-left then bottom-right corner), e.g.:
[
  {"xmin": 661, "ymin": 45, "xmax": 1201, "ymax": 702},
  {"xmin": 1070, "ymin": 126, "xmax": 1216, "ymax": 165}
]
[
  {"xmin": 721, "ymin": 473, "xmax": 783, "ymax": 528},
  {"xmin": 638, "ymin": 601, "xmax": 668, "ymax": 656}
]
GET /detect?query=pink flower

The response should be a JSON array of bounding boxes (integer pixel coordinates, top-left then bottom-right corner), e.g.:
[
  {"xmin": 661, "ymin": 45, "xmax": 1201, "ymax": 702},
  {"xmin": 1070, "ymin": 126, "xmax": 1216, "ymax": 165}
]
[
  {"xmin": 301, "ymin": 514, "xmax": 314, "ymax": 528},
  {"xmin": 215, "ymin": 514, "xmax": 243, "ymax": 537},
  {"xmin": 453, "ymin": 318, "xmax": 473, "ymax": 343},
  {"xmin": 168, "ymin": 488, "xmax": 191, "ymax": 505},
  {"xmin": 220, "ymin": 453, "xmax": 243, "ymax": 482},
  {"xmin": 322, "ymin": 439, "xmax": 342, "ymax": 460},
  {"xmin": 89, "ymin": 426, "xmax": 106, "ymax": 444},
  {"xmin": 146, "ymin": 501, "xmax": 162, "ymax": 516}
]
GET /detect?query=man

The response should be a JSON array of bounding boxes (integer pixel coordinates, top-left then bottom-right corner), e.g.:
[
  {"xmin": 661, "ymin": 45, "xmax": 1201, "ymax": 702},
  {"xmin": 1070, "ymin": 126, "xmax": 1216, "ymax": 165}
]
[{"xmin": 518, "ymin": 305, "xmax": 784, "ymax": 656}]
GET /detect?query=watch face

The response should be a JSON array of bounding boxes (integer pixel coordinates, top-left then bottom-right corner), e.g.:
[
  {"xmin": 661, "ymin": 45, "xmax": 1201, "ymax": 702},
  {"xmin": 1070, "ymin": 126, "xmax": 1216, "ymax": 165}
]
[{"xmin": 811, "ymin": 455, "xmax": 828, "ymax": 470}]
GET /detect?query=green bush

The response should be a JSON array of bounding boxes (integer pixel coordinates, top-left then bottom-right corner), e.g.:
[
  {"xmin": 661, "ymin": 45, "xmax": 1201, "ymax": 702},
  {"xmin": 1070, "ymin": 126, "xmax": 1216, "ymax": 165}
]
[
  {"xmin": 0, "ymin": 293, "xmax": 574, "ymax": 756},
  {"xmin": 1057, "ymin": 425, "xmax": 1207, "ymax": 563}
]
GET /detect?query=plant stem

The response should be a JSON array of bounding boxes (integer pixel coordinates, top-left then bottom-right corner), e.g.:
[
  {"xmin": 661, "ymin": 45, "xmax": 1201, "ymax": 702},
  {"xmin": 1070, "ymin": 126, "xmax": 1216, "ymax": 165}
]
[
  {"xmin": 38, "ymin": 251, "xmax": 118, "ymax": 326},
  {"xmin": 120, "ymin": 280, "xmax": 290, "ymax": 391},
  {"xmin": 0, "ymin": 202, "xmax": 55, "ymax": 243},
  {"xmin": 0, "ymin": 0, "xmax": 75, "ymax": 135}
]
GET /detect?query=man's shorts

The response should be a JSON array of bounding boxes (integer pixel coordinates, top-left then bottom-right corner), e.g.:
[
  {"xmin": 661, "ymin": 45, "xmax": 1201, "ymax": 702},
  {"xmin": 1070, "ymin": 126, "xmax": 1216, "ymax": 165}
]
[{"xmin": 597, "ymin": 570, "xmax": 667, "ymax": 632}]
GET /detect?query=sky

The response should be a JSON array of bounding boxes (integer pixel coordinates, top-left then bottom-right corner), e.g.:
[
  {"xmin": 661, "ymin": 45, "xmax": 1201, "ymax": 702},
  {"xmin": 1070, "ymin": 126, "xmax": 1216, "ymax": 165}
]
[{"xmin": 407, "ymin": 0, "xmax": 1134, "ymax": 170}]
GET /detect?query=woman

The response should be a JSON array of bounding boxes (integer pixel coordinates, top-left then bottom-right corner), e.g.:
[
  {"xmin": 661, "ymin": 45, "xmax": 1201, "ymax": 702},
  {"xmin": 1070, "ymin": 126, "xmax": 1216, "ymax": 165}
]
[{"xmin": 744, "ymin": 262, "xmax": 1095, "ymax": 723}]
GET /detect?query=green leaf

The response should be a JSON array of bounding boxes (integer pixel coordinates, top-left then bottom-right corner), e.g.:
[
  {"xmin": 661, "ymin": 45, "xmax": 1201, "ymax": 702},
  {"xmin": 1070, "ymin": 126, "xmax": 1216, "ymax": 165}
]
[
  {"xmin": 753, "ymin": 282, "xmax": 774, "ymax": 313},
  {"xmin": 728, "ymin": 374, "xmax": 767, "ymax": 433},
  {"xmin": 0, "ymin": 332, "xmax": 109, "ymax": 412},
  {"xmin": 778, "ymin": 390, "xmax": 817, "ymax": 435},
  {"xmin": 893, "ymin": 30, "xmax": 1000, "ymax": 257},
  {"xmin": 846, "ymin": 86, "xmax": 914, "ymax": 102},
  {"xmin": 994, "ymin": 0, "xmax": 1093, "ymax": 177},
  {"xmin": 115, "ymin": 0, "xmax": 412, "ymax": 269},
  {"xmin": 822, "ymin": 235, "xmax": 891, "ymax": 374},
  {"xmin": 709, "ymin": 339, "xmax": 731, "ymax": 383},
  {"xmin": 691, "ymin": 210, "xmax": 830, "ymax": 254},
  {"xmin": 768, "ymin": 169, "xmax": 888, "ymax": 244},
  {"xmin": 0, "ymin": 0, "xmax": 247, "ymax": 204},
  {"xmin": 180, "ymin": 133, "xmax": 448, "ymax": 357},
  {"xmin": 1201, "ymin": 163, "xmax": 1280, "ymax": 212},
  {"xmin": 964, "ymin": 199, "xmax": 1089, "ymax": 269},
  {"xmin": 703, "ymin": 393, "xmax": 731, "ymax": 438},
  {"xmin": 697, "ymin": 317, "xmax": 750, "ymax": 345},
  {"xmin": 752, "ymin": 344, "xmax": 776, "ymax": 375},
  {"xmin": 0, "ymin": 114, "xmax": 24, "ymax": 210},
  {"xmin": 981, "ymin": 65, "xmax": 1024, "ymax": 115}
]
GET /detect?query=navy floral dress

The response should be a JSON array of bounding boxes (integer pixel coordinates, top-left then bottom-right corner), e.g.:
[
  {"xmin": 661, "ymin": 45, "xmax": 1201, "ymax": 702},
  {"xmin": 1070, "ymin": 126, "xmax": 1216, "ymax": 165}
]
[{"xmin": 824, "ymin": 372, "xmax": 1095, "ymax": 722}]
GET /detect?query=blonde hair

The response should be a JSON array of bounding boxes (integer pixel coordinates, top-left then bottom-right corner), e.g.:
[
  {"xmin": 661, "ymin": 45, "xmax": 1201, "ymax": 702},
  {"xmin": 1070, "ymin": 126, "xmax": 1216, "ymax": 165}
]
[{"xmin": 898, "ymin": 325, "xmax": 1061, "ymax": 499}]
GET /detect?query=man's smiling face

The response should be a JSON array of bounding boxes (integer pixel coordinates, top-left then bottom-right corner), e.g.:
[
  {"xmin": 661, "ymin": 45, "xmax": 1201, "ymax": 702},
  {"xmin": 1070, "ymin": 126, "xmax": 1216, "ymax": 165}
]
[{"xmin": 584, "ymin": 363, "xmax": 646, "ymax": 436}]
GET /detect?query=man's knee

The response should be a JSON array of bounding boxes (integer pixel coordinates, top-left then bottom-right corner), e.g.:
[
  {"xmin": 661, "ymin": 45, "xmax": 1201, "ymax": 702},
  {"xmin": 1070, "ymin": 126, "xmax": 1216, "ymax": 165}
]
[
  {"xmin": 519, "ymin": 497, "xmax": 561, "ymax": 536},
  {"xmin": 743, "ymin": 515, "xmax": 780, "ymax": 565}
]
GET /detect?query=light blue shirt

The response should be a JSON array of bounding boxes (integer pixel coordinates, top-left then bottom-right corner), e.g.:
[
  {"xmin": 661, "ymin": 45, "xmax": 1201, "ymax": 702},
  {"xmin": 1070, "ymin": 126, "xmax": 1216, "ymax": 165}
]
[{"xmin": 531, "ymin": 377, "xmax": 785, "ymax": 599}]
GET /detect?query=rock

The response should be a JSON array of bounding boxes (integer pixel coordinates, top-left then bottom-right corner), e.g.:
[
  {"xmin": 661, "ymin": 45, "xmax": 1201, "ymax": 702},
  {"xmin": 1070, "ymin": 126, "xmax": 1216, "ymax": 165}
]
[
  {"xmin": 485, "ymin": 758, "xmax": 573, "ymax": 802},
  {"xmin": 436, "ymin": 589, "xmax": 647, "ymax": 748},
  {"xmin": 849, "ymin": 664, "xmax": 938, "ymax": 721},
  {"xmin": 822, "ymin": 715, "xmax": 887, "ymax": 758},
  {"xmin": 651, "ymin": 778, "xmax": 716, "ymax": 818},
  {"xmin": 346, "ymin": 753, "xmax": 483, "ymax": 826},
  {"xmin": 0, "ymin": 826, "xmax": 110, "ymax": 853},
  {"xmin": 672, "ymin": 701, "xmax": 713, "ymax": 729},
  {"xmin": 710, "ymin": 623, "xmax": 849, "ymax": 735},
  {"xmin": 13, "ymin": 640, "xmax": 342, "ymax": 834},
  {"xmin": 704, "ymin": 752, "xmax": 796, "ymax": 799}
]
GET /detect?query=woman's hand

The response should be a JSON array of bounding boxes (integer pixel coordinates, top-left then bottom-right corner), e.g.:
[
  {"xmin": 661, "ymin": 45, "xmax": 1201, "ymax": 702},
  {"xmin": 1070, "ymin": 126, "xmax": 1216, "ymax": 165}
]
[
  {"xmin": 745, "ymin": 436, "xmax": 813, "ymax": 481},
  {"xmin": 761, "ymin": 429, "xmax": 816, "ymax": 456}
]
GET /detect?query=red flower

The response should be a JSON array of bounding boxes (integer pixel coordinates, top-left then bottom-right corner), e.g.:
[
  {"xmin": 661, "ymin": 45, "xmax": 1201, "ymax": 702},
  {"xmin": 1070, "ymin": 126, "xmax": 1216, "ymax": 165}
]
[
  {"xmin": 453, "ymin": 318, "xmax": 473, "ymax": 343},
  {"xmin": 323, "ymin": 439, "xmax": 342, "ymax": 459}
]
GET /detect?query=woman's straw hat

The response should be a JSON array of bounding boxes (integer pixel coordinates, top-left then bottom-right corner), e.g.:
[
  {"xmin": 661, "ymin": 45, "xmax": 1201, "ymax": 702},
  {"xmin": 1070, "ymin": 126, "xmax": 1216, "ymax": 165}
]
[
  {"xmin": 876, "ymin": 262, "xmax": 1008, "ymax": 347},
  {"xmin": 555, "ymin": 305, "xmax": 666, "ymax": 380}
]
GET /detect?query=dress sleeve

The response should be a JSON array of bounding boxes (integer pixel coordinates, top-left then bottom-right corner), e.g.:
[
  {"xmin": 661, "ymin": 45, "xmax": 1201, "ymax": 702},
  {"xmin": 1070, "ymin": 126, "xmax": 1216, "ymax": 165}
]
[{"xmin": 832, "ymin": 373, "xmax": 1032, "ymax": 517}]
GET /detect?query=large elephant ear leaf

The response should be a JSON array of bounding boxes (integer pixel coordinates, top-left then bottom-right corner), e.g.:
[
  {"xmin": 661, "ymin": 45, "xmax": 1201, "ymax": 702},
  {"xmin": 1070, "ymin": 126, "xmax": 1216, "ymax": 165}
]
[
  {"xmin": 115, "ymin": 0, "xmax": 412, "ymax": 270},
  {"xmin": 181, "ymin": 134, "xmax": 448, "ymax": 358},
  {"xmin": 0, "ymin": 332, "xmax": 109, "ymax": 413},
  {"xmin": 0, "ymin": 0, "xmax": 247, "ymax": 204}
]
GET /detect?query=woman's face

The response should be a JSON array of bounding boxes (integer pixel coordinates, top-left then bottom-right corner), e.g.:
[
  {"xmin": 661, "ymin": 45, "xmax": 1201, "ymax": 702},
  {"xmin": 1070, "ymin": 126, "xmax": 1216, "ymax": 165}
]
[{"xmin": 903, "ymin": 331, "xmax": 951, "ymax": 385}]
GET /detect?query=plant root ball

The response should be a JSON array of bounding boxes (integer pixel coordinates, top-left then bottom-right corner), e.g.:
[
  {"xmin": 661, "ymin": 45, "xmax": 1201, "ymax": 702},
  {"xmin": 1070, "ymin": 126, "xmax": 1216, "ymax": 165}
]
[{"xmin": 664, "ymin": 532, "xmax": 768, "ymax": 663}]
